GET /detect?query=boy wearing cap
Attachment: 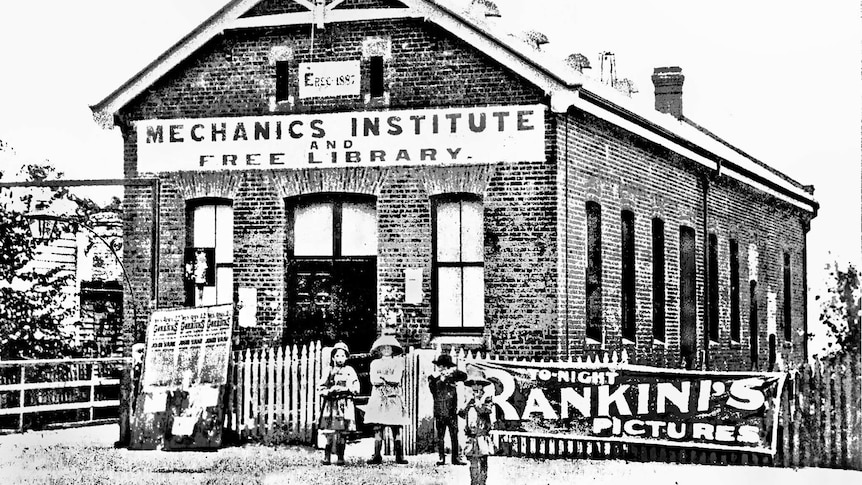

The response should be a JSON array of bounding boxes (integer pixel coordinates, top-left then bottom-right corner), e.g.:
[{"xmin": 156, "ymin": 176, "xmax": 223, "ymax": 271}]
[
  {"xmin": 318, "ymin": 341, "xmax": 359, "ymax": 465},
  {"xmin": 428, "ymin": 353, "xmax": 468, "ymax": 465},
  {"xmin": 365, "ymin": 333, "xmax": 409, "ymax": 464}
]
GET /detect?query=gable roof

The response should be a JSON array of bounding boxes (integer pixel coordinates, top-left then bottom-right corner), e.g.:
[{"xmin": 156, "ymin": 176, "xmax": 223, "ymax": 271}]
[{"xmin": 90, "ymin": 0, "xmax": 817, "ymax": 214}]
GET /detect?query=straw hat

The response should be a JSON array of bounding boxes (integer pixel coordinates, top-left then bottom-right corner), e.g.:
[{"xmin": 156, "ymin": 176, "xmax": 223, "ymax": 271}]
[
  {"xmin": 432, "ymin": 353, "xmax": 456, "ymax": 368},
  {"xmin": 370, "ymin": 334, "xmax": 403, "ymax": 356},
  {"xmin": 464, "ymin": 365, "xmax": 491, "ymax": 387},
  {"xmin": 331, "ymin": 341, "xmax": 350, "ymax": 358}
]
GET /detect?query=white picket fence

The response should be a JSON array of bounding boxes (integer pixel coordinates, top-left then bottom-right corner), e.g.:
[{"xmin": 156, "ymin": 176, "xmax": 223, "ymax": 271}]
[
  {"xmin": 227, "ymin": 341, "xmax": 425, "ymax": 452},
  {"xmin": 227, "ymin": 341, "xmax": 629, "ymax": 453},
  {"xmin": 227, "ymin": 341, "xmax": 328, "ymax": 443}
]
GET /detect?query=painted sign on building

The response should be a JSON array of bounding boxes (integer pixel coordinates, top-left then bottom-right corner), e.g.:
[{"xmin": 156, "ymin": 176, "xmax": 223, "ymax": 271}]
[
  {"xmin": 135, "ymin": 104, "xmax": 546, "ymax": 172},
  {"xmin": 298, "ymin": 60, "xmax": 360, "ymax": 98},
  {"xmin": 469, "ymin": 360, "xmax": 785, "ymax": 454}
]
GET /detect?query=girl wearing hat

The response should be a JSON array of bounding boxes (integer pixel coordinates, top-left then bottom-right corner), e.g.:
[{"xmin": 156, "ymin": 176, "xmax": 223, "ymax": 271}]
[
  {"xmin": 364, "ymin": 333, "xmax": 409, "ymax": 464},
  {"xmin": 458, "ymin": 365, "xmax": 496, "ymax": 485},
  {"xmin": 317, "ymin": 341, "xmax": 359, "ymax": 465}
]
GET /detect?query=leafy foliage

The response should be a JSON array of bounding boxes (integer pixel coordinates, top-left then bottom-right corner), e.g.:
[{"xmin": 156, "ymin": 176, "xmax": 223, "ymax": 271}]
[
  {"xmin": 814, "ymin": 261, "xmax": 861, "ymax": 362},
  {"xmin": 0, "ymin": 204, "xmax": 77, "ymax": 359},
  {"xmin": 0, "ymin": 164, "xmax": 107, "ymax": 360}
]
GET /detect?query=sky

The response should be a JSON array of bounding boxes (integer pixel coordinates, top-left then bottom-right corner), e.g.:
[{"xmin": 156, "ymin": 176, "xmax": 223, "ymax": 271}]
[{"xmin": 0, "ymin": 0, "xmax": 859, "ymax": 353}]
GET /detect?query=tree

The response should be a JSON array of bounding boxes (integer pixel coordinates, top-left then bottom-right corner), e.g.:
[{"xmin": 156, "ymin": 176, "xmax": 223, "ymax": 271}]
[
  {"xmin": 813, "ymin": 261, "xmax": 861, "ymax": 362},
  {"xmin": 0, "ymin": 165, "xmax": 78, "ymax": 359}
]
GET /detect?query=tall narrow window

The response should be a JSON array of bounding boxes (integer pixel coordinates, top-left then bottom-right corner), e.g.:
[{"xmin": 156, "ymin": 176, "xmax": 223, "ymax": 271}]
[
  {"xmin": 621, "ymin": 210, "xmax": 636, "ymax": 342},
  {"xmin": 729, "ymin": 239, "xmax": 740, "ymax": 342},
  {"xmin": 586, "ymin": 202, "xmax": 603, "ymax": 342},
  {"xmin": 652, "ymin": 218, "xmax": 666, "ymax": 341},
  {"xmin": 708, "ymin": 233, "xmax": 719, "ymax": 343},
  {"xmin": 433, "ymin": 195, "xmax": 484, "ymax": 331},
  {"xmin": 185, "ymin": 201, "xmax": 233, "ymax": 307},
  {"xmin": 679, "ymin": 226, "xmax": 697, "ymax": 369},
  {"xmin": 749, "ymin": 280, "xmax": 759, "ymax": 367},
  {"xmin": 370, "ymin": 56, "xmax": 384, "ymax": 98},
  {"xmin": 275, "ymin": 61, "xmax": 290, "ymax": 102},
  {"xmin": 783, "ymin": 251, "xmax": 792, "ymax": 341}
]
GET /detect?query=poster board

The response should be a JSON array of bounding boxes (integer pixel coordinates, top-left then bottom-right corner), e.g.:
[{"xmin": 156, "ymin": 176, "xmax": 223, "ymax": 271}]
[{"xmin": 130, "ymin": 304, "xmax": 234, "ymax": 450}]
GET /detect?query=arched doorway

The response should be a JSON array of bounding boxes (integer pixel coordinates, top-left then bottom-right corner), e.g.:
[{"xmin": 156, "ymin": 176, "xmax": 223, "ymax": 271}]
[{"xmin": 283, "ymin": 193, "xmax": 377, "ymax": 353}]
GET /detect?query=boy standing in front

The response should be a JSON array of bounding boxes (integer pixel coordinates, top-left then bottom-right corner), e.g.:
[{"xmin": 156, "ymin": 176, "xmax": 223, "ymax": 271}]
[
  {"xmin": 428, "ymin": 353, "xmax": 467, "ymax": 465},
  {"xmin": 459, "ymin": 366, "xmax": 495, "ymax": 485}
]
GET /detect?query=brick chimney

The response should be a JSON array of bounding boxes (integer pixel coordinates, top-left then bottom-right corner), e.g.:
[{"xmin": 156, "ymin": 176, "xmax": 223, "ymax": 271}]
[{"xmin": 652, "ymin": 66, "xmax": 685, "ymax": 119}]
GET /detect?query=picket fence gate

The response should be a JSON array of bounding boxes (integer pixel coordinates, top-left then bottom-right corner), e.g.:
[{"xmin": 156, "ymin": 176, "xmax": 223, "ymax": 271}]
[
  {"xmin": 227, "ymin": 341, "xmax": 423, "ymax": 452},
  {"xmin": 227, "ymin": 341, "xmax": 327, "ymax": 444}
]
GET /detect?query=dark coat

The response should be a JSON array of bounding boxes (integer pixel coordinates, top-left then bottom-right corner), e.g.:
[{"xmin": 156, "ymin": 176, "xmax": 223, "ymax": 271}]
[{"xmin": 428, "ymin": 368, "xmax": 467, "ymax": 416}]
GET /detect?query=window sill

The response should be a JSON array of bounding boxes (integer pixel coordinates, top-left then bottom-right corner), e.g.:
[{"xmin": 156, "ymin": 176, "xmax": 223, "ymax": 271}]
[
  {"xmin": 585, "ymin": 337, "xmax": 604, "ymax": 348},
  {"xmin": 269, "ymin": 96, "xmax": 294, "ymax": 112},
  {"xmin": 429, "ymin": 334, "xmax": 486, "ymax": 348},
  {"xmin": 709, "ymin": 340, "xmax": 720, "ymax": 348},
  {"xmin": 730, "ymin": 340, "xmax": 742, "ymax": 349},
  {"xmin": 653, "ymin": 339, "xmax": 666, "ymax": 347},
  {"xmin": 621, "ymin": 338, "xmax": 636, "ymax": 346},
  {"xmin": 365, "ymin": 92, "xmax": 390, "ymax": 107}
]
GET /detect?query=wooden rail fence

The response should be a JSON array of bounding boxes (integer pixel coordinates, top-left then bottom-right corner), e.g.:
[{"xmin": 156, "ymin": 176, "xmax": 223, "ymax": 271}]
[{"xmin": 0, "ymin": 357, "xmax": 128, "ymax": 433}]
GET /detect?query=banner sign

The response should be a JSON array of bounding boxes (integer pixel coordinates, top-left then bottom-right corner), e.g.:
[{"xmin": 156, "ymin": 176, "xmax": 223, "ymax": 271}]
[
  {"xmin": 298, "ymin": 61, "xmax": 360, "ymax": 98},
  {"xmin": 131, "ymin": 304, "xmax": 234, "ymax": 450},
  {"xmin": 135, "ymin": 104, "xmax": 546, "ymax": 172},
  {"xmin": 470, "ymin": 360, "xmax": 785, "ymax": 454}
]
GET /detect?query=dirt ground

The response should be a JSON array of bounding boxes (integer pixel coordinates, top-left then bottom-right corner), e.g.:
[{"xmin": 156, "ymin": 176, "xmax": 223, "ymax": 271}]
[{"xmin": 0, "ymin": 425, "xmax": 858, "ymax": 485}]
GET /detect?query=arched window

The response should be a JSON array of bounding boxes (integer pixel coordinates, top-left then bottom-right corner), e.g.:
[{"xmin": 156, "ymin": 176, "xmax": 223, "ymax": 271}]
[{"xmin": 185, "ymin": 199, "xmax": 233, "ymax": 307}]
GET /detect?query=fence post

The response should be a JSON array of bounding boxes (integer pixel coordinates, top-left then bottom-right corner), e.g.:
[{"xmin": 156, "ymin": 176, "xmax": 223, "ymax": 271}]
[
  {"xmin": 835, "ymin": 360, "xmax": 846, "ymax": 468},
  {"xmin": 810, "ymin": 361, "xmax": 822, "ymax": 467},
  {"xmin": 298, "ymin": 344, "xmax": 306, "ymax": 442},
  {"xmin": 799, "ymin": 363, "xmax": 810, "ymax": 466},
  {"xmin": 841, "ymin": 355, "xmax": 852, "ymax": 469},
  {"xmin": 275, "ymin": 346, "xmax": 284, "ymax": 429},
  {"xmin": 242, "ymin": 349, "xmax": 251, "ymax": 436},
  {"xmin": 290, "ymin": 344, "xmax": 299, "ymax": 440},
  {"xmin": 18, "ymin": 364, "xmax": 25, "ymax": 432},
  {"xmin": 823, "ymin": 362, "xmax": 834, "ymax": 467},
  {"xmin": 89, "ymin": 362, "xmax": 97, "ymax": 422},
  {"xmin": 267, "ymin": 347, "xmax": 275, "ymax": 442}
]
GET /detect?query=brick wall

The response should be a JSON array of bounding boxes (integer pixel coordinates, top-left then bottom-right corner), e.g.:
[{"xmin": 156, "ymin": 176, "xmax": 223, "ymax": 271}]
[
  {"xmin": 116, "ymin": 9, "xmax": 809, "ymax": 367},
  {"xmin": 556, "ymin": 110, "xmax": 810, "ymax": 369},
  {"xmin": 119, "ymin": 16, "xmax": 553, "ymax": 359}
]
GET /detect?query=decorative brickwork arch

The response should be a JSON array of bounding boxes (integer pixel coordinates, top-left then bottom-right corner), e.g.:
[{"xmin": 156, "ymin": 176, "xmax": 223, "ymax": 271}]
[
  {"xmin": 418, "ymin": 164, "xmax": 498, "ymax": 197},
  {"xmin": 175, "ymin": 171, "xmax": 242, "ymax": 201},
  {"xmin": 266, "ymin": 167, "xmax": 390, "ymax": 199}
]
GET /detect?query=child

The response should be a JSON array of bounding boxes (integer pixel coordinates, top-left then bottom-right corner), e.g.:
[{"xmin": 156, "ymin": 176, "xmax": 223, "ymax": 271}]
[
  {"xmin": 428, "ymin": 353, "xmax": 467, "ymax": 465},
  {"xmin": 458, "ymin": 366, "xmax": 495, "ymax": 485},
  {"xmin": 364, "ymin": 333, "xmax": 409, "ymax": 464},
  {"xmin": 317, "ymin": 341, "xmax": 359, "ymax": 465}
]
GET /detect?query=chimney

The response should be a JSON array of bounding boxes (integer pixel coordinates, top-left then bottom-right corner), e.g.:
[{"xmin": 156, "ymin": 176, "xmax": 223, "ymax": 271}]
[{"xmin": 652, "ymin": 66, "xmax": 685, "ymax": 119}]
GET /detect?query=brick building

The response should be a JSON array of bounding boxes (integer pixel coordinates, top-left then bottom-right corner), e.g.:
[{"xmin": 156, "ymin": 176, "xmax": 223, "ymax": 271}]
[{"xmin": 92, "ymin": 0, "xmax": 817, "ymax": 370}]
